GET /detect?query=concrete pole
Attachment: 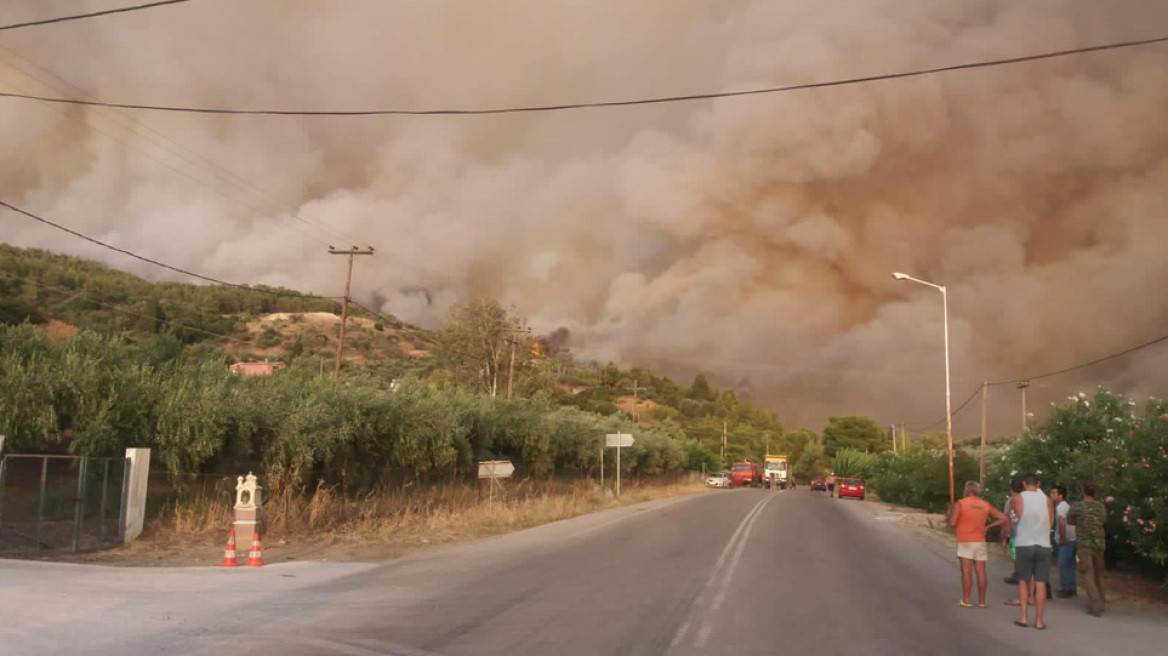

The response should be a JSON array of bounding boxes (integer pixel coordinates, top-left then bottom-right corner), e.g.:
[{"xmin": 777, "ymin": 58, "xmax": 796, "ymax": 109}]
[
  {"xmin": 123, "ymin": 448, "xmax": 151, "ymax": 542},
  {"xmin": 942, "ymin": 286, "xmax": 954, "ymax": 506}
]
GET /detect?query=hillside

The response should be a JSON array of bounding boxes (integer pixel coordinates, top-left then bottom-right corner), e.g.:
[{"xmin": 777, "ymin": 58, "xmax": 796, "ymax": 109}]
[
  {"xmin": 0, "ymin": 244, "xmax": 433, "ymax": 380},
  {"xmin": 0, "ymin": 245, "xmax": 789, "ymax": 464}
]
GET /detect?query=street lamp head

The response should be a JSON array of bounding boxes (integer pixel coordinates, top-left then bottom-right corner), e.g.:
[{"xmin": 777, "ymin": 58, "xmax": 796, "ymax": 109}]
[{"xmin": 892, "ymin": 272, "xmax": 910, "ymax": 281}]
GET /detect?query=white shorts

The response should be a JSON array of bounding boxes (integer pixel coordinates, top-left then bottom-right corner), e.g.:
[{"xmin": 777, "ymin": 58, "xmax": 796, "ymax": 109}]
[{"xmin": 957, "ymin": 541, "xmax": 988, "ymax": 561}]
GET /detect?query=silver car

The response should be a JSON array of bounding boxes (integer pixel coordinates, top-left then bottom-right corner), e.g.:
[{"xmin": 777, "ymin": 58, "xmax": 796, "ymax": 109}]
[{"xmin": 705, "ymin": 472, "xmax": 731, "ymax": 488}]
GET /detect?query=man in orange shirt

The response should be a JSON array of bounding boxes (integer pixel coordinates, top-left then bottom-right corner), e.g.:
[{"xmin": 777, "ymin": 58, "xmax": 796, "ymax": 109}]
[{"xmin": 949, "ymin": 480, "xmax": 1011, "ymax": 608}]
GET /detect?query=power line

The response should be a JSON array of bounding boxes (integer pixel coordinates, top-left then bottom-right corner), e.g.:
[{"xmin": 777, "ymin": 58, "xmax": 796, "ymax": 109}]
[
  {"xmin": 910, "ymin": 386, "xmax": 982, "ymax": 432},
  {"xmin": 0, "ymin": 271, "xmax": 248, "ymax": 344},
  {"xmin": 0, "ymin": 198, "xmax": 342, "ymax": 300},
  {"xmin": 0, "ymin": 35, "xmax": 1164, "ymax": 116},
  {"xmin": 0, "ymin": 72, "xmax": 342, "ymax": 248},
  {"xmin": 0, "ymin": 43, "xmax": 363, "ymax": 246},
  {"xmin": 987, "ymin": 331, "xmax": 1168, "ymax": 386},
  {"xmin": 909, "ymin": 330, "xmax": 1168, "ymax": 431},
  {"xmin": 0, "ymin": 0, "xmax": 196, "ymax": 32}
]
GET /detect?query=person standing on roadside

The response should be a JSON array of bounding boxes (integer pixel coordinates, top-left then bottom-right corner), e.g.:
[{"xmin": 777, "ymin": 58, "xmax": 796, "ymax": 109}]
[
  {"xmin": 1051, "ymin": 485, "xmax": 1077, "ymax": 598},
  {"xmin": 1068, "ymin": 482, "xmax": 1108, "ymax": 616},
  {"xmin": 949, "ymin": 481, "xmax": 1010, "ymax": 608},
  {"xmin": 1003, "ymin": 476, "xmax": 1024, "ymax": 587},
  {"xmin": 827, "ymin": 473, "xmax": 837, "ymax": 498},
  {"xmin": 1010, "ymin": 473, "xmax": 1054, "ymax": 629}
]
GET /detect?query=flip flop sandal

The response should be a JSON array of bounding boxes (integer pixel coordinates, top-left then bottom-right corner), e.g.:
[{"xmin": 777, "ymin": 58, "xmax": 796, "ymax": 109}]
[
  {"xmin": 957, "ymin": 600, "xmax": 973, "ymax": 608},
  {"xmin": 1004, "ymin": 600, "xmax": 1021, "ymax": 606},
  {"xmin": 978, "ymin": 603, "xmax": 988, "ymax": 608},
  {"xmin": 1014, "ymin": 621, "xmax": 1029, "ymax": 628}
]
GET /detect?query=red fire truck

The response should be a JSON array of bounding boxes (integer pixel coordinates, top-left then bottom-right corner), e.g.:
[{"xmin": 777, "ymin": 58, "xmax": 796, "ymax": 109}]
[{"xmin": 729, "ymin": 461, "xmax": 761, "ymax": 487}]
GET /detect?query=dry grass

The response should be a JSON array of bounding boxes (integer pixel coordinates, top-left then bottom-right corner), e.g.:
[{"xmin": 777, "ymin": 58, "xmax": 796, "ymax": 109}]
[{"xmin": 148, "ymin": 476, "xmax": 706, "ymax": 557}]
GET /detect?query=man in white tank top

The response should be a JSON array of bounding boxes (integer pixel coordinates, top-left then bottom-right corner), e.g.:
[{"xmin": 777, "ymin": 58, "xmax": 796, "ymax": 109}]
[{"xmin": 1009, "ymin": 473, "xmax": 1055, "ymax": 629}]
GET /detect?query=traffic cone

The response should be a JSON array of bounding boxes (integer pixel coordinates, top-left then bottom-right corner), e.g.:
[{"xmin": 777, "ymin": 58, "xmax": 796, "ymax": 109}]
[
  {"xmin": 219, "ymin": 530, "xmax": 239, "ymax": 567},
  {"xmin": 245, "ymin": 533, "xmax": 264, "ymax": 567}
]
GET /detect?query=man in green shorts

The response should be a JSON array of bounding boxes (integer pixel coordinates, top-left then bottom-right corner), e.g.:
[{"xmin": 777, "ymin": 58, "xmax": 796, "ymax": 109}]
[{"xmin": 1009, "ymin": 473, "xmax": 1055, "ymax": 629}]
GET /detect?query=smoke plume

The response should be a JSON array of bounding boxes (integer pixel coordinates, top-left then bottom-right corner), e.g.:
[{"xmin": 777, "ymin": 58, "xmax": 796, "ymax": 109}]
[{"xmin": 3, "ymin": 0, "xmax": 1168, "ymax": 434}]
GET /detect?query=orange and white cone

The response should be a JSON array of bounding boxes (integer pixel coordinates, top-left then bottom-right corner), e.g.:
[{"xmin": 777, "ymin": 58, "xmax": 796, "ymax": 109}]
[
  {"xmin": 245, "ymin": 533, "xmax": 264, "ymax": 567},
  {"xmin": 219, "ymin": 530, "xmax": 239, "ymax": 567}
]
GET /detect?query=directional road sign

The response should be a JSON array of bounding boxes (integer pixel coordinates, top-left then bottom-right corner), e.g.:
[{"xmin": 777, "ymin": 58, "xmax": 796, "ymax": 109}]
[
  {"xmin": 477, "ymin": 460, "xmax": 515, "ymax": 479},
  {"xmin": 605, "ymin": 433, "xmax": 634, "ymax": 448}
]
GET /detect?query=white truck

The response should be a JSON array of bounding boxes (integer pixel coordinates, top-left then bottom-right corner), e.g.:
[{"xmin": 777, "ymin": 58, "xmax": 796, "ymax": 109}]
[{"xmin": 763, "ymin": 454, "xmax": 791, "ymax": 490}]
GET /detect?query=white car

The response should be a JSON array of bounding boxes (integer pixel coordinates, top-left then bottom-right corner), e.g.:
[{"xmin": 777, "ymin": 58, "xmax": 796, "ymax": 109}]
[{"xmin": 706, "ymin": 472, "xmax": 731, "ymax": 488}]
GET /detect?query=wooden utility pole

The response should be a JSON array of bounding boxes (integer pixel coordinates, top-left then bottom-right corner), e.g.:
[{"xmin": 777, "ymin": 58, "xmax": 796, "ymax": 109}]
[
  {"xmin": 630, "ymin": 379, "xmax": 646, "ymax": 422},
  {"xmin": 504, "ymin": 326, "xmax": 532, "ymax": 400},
  {"xmin": 1017, "ymin": 381, "xmax": 1031, "ymax": 433},
  {"xmin": 980, "ymin": 382, "xmax": 988, "ymax": 489},
  {"xmin": 328, "ymin": 246, "xmax": 374, "ymax": 377},
  {"xmin": 721, "ymin": 420, "xmax": 727, "ymax": 468}
]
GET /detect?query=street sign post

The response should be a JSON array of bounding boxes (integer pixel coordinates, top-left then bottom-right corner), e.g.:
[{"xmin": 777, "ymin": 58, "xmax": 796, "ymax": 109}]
[
  {"xmin": 478, "ymin": 460, "xmax": 515, "ymax": 503},
  {"xmin": 604, "ymin": 434, "xmax": 634, "ymax": 497}
]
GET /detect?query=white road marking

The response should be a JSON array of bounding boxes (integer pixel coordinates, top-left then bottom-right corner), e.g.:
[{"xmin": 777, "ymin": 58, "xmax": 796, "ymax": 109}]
[
  {"xmin": 695, "ymin": 624, "xmax": 713, "ymax": 648},
  {"xmin": 710, "ymin": 495, "xmax": 769, "ymax": 610},
  {"xmin": 670, "ymin": 491, "xmax": 779, "ymax": 647}
]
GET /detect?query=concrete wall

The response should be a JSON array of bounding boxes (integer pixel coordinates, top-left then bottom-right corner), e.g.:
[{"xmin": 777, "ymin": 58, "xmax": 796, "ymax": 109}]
[{"xmin": 123, "ymin": 448, "xmax": 151, "ymax": 542}]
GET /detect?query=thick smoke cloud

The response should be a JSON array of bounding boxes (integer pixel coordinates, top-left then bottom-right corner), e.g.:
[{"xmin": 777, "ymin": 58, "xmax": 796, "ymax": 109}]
[{"xmin": 3, "ymin": 0, "xmax": 1167, "ymax": 434}]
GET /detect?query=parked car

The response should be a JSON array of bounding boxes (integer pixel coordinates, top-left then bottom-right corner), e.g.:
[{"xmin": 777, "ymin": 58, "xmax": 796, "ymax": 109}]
[
  {"xmin": 705, "ymin": 472, "xmax": 731, "ymax": 488},
  {"xmin": 838, "ymin": 477, "xmax": 865, "ymax": 500},
  {"xmin": 809, "ymin": 476, "xmax": 827, "ymax": 491}
]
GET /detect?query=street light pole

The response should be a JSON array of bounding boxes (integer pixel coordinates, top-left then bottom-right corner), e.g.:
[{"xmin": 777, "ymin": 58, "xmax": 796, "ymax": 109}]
[{"xmin": 893, "ymin": 272, "xmax": 955, "ymax": 505}]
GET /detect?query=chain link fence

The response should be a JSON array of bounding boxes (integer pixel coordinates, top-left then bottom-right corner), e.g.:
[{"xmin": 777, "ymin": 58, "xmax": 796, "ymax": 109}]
[{"xmin": 0, "ymin": 454, "xmax": 129, "ymax": 553}]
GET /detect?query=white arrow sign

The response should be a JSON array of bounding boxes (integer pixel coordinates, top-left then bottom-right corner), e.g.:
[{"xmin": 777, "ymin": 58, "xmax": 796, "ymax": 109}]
[
  {"xmin": 477, "ymin": 460, "xmax": 515, "ymax": 479},
  {"xmin": 605, "ymin": 433, "xmax": 634, "ymax": 448}
]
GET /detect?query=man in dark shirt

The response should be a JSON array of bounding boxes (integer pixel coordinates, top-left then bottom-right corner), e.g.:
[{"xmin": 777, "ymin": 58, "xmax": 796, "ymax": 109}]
[{"xmin": 1067, "ymin": 482, "xmax": 1108, "ymax": 616}]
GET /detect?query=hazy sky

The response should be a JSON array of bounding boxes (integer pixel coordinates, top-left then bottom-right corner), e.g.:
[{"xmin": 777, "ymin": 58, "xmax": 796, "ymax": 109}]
[{"xmin": 2, "ymin": 0, "xmax": 1167, "ymax": 434}]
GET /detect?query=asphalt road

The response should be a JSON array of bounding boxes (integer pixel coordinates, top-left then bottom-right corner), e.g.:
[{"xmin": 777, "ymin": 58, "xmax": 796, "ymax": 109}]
[{"xmin": 3, "ymin": 488, "xmax": 1166, "ymax": 655}]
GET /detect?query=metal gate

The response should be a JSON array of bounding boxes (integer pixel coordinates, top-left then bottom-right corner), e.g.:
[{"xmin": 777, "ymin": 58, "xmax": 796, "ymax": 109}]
[{"xmin": 0, "ymin": 454, "xmax": 129, "ymax": 553}]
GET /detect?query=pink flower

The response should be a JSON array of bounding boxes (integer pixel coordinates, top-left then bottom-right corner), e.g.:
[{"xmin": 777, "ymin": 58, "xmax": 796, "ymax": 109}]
[
  {"xmin": 1105, "ymin": 496, "xmax": 1115, "ymax": 503},
  {"xmin": 1123, "ymin": 516, "xmax": 1129, "ymax": 523}
]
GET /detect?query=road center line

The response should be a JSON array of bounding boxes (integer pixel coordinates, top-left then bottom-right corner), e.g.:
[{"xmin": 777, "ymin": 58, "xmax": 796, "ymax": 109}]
[
  {"xmin": 710, "ymin": 493, "xmax": 773, "ymax": 610},
  {"xmin": 670, "ymin": 492, "xmax": 778, "ymax": 646}
]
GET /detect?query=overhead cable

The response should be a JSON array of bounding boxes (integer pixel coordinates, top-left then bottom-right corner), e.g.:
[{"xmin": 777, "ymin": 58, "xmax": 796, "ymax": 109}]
[
  {"xmin": 0, "ymin": 271, "xmax": 248, "ymax": 344},
  {"xmin": 0, "ymin": 0, "xmax": 196, "ymax": 32},
  {"xmin": 909, "ymin": 330, "xmax": 1168, "ymax": 431},
  {"xmin": 0, "ymin": 198, "xmax": 341, "ymax": 300},
  {"xmin": 986, "ymin": 332, "xmax": 1168, "ymax": 386},
  {"xmin": 0, "ymin": 35, "xmax": 1165, "ymax": 115}
]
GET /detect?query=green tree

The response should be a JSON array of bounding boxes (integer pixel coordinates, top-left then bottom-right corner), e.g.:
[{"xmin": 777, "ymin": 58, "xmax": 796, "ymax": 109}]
[
  {"xmin": 774, "ymin": 428, "xmax": 816, "ymax": 464},
  {"xmin": 822, "ymin": 415, "xmax": 889, "ymax": 456},
  {"xmin": 434, "ymin": 297, "xmax": 530, "ymax": 397},
  {"xmin": 0, "ymin": 297, "xmax": 46, "ymax": 326},
  {"xmin": 689, "ymin": 373, "xmax": 714, "ymax": 401},
  {"xmin": 794, "ymin": 441, "xmax": 828, "ymax": 481}
]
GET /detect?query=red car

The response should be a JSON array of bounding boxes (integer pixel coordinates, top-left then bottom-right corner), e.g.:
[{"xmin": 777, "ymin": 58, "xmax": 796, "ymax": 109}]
[
  {"xmin": 838, "ymin": 477, "xmax": 865, "ymax": 500},
  {"xmin": 809, "ymin": 476, "xmax": 827, "ymax": 491},
  {"xmin": 729, "ymin": 461, "xmax": 761, "ymax": 487}
]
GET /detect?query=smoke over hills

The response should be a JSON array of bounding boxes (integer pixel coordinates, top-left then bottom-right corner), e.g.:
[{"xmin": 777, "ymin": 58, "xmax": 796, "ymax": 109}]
[{"xmin": 3, "ymin": 0, "xmax": 1167, "ymax": 433}]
